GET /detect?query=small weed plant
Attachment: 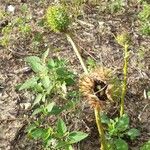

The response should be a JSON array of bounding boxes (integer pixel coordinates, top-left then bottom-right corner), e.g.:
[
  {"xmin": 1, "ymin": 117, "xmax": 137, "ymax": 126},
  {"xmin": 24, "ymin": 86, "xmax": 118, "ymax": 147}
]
[
  {"xmin": 108, "ymin": 0, "xmax": 124, "ymax": 14},
  {"xmin": 138, "ymin": 2, "xmax": 150, "ymax": 36},
  {"xmin": 0, "ymin": 4, "xmax": 31, "ymax": 47},
  {"xmin": 101, "ymin": 113, "xmax": 140, "ymax": 150},
  {"xmin": 19, "ymin": 50, "xmax": 88, "ymax": 149},
  {"xmin": 18, "ymin": 3, "xmax": 150, "ymax": 150}
]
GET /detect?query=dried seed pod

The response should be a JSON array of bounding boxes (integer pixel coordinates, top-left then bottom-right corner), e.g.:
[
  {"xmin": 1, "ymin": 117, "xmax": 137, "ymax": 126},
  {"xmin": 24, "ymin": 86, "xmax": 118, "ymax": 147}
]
[
  {"xmin": 46, "ymin": 5, "xmax": 70, "ymax": 32},
  {"xmin": 79, "ymin": 67, "xmax": 121, "ymax": 109}
]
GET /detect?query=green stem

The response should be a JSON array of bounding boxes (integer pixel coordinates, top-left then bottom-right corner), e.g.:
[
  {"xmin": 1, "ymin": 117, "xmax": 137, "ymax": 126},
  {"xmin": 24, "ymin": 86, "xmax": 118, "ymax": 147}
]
[
  {"xmin": 94, "ymin": 105, "xmax": 107, "ymax": 150},
  {"xmin": 120, "ymin": 44, "xmax": 129, "ymax": 116},
  {"xmin": 66, "ymin": 32, "xmax": 107, "ymax": 149},
  {"xmin": 65, "ymin": 33, "xmax": 88, "ymax": 74}
]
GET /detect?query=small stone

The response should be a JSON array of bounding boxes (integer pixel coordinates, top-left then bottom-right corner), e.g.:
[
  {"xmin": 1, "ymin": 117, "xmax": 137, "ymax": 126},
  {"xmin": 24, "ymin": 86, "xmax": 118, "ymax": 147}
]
[
  {"xmin": 6, "ymin": 5, "xmax": 15, "ymax": 13},
  {"xmin": 20, "ymin": 103, "xmax": 31, "ymax": 109}
]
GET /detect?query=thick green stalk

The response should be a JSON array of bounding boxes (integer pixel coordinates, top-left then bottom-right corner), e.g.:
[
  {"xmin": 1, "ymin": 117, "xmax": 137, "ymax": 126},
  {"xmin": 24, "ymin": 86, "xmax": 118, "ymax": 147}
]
[
  {"xmin": 120, "ymin": 44, "xmax": 129, "ymax": 116},
  {"xmin": 65, "ymin": 33, "xmax": 88, "ymax": 74},
  {"xmin": 94, "ymin": 105, "xmax": 107, "ymax": 150}
]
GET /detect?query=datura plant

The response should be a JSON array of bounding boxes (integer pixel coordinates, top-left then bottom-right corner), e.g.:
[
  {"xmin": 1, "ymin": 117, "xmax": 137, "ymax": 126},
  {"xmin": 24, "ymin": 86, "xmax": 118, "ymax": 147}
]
[
  {"xmin": 79, "ymin": 67, "xmax": 121, "ymax": 150},
  {"xmin": 46, "ymin": 5, "xmax": 88, "ymax": 74},
  {"xmin": 115, "ymin": 32, "xmax": 131, "ymax": 116},
  {"xmin": 45, "ymin": 5, "xmax": 125, "ymax": 150}
]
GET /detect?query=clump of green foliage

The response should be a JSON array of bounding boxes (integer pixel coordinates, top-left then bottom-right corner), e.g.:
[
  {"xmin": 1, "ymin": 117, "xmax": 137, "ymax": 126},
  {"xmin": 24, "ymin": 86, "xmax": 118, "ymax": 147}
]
[
  {"xmin": 46, "ymin": 5, "xmax": 70, "ymax": 32},
  {"xmin": 19, "ymin": 50, "xmax": 88, "ymax": 149},
  {"xmin": 138, "ymin": 2, "xmax": 150, "ymax": 35},
  {"xmin": 46, "ymin": 5, "xmax": 88, "ymax": 74},
  {"xmin": 108, "ymin": 0, "xmax": 124, "ymax": 14},
  {"xmin": 101, "ymin": 113, "xmax": 140, "ymax": 150},
  {"xmin": 140, "ymin": 140, "xmax": 150, "ymax": 150},
  {"xmin": 61, "ymin": 0, "xmax": 84, "ymax": 18},
  {"xmin": 0, "ymin": 4, "xmax": 31, "ymax": 47}
]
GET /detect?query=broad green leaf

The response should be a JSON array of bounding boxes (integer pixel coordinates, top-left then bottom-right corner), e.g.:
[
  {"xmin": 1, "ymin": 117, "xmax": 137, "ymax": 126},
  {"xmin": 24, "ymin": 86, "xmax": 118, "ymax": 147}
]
[
  {"xmin": 32, "ymin": 107, "xmax": 43, "ymax": 116},
  {"xmin": 116, "ymin": 114, "xmax": 129, "ymax": 132},
  {"xmin": 56, "ymin": 68, "xmax": 75, "ymax": 86},
  {"xmin": 114, "ymin": 138, "xmax": 128, "ymax": 150},
  {"xmin": 26, "ymin": 123, "xmax": 37, "ymax": 133},
  {"xmin": 25, "ymin": 56, "xmax": 47, "ymax": 73},
  {"xmin": 42, "ymin": 49, "xmax": 49, "ymax": 63},
  {"xmin": 125, "ymin": 128, "xmax": 140, "ymax": 140},
  {"xmin": 140, "ymin": 140, "xmax": 150, "ymax": 150},
  {"xmin": 42, "ymin": 128, "xmax": 52, "ymax": 140},
  {"xmin": 19, "ymin": 77, "xmax": 39, "ymax": 90},
  {"xmin": 48, "ymin": 59, "xmax": 56, "ymax": 69},
  {"xmin": 101, "ymin": 113, "xmax": 110, "ymax": 124},
  {"xmin": 30, "ymin": 128, "xmax": 45, "ymax": 139},
  {"xmin": 68, "ymin": 131, "xmax": 88, "ymax": 144},
  {"xmin": 50, "ymin": 106, "xmax": 63, "ymax": 115},
  {"xmin": 64, "ymin": 77, "xmax": 75, "ymax": 86},
  {"xmin": 33, "ymin": 93, "xmax": 43, "ymax": 106},
  {"xmin": 56, "ymin": 119, "xmax": 67, "ymax": 136},
  {"xmin": 34, "ymin": 83, "xmax": 44, "ymax": 93},
  {"xmin": 46, "ymin": 102, "xmax": 55, "ymax": 113},
  {"xmin": 41, "ymin": 75, "xmax": 51, "ymax": 89},
  {"xmin": 56, "ymin": 141, "xmax": 70, "ymax": 149}
]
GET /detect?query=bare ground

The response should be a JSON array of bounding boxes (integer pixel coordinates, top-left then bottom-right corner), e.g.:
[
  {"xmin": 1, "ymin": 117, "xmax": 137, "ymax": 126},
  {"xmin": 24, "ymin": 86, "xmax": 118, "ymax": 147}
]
[{"xmin": 0, "ymin": 0, "xmax": 150, "ymax": 150}]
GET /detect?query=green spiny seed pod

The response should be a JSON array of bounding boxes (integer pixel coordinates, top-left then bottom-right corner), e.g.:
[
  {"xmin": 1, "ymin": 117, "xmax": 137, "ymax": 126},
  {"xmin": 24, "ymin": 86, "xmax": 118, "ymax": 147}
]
[
  {"xmin": 46, "ymin": 5, "xmax": 70, "ymax": 32},
  {"xmin": 116, "ymin": 32, "xmax": 131, "ymax": 47}
]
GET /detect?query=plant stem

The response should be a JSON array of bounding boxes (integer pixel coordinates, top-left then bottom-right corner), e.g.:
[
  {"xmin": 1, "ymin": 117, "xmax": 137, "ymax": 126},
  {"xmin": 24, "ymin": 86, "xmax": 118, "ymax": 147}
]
[
  {"xmin": 65, "ymin": 33, "xmax": 88, "ymax": 74},
  {"xmin": 120, "ymin": 44, "xmax": 129, "ymax": 116},
  {"xmin": 94, "ymin": 105, "xmax": 107, "ymax": 150},
  {"xmin": 66, "ymin": 32, "xmax": 107, "ymax": 149}
]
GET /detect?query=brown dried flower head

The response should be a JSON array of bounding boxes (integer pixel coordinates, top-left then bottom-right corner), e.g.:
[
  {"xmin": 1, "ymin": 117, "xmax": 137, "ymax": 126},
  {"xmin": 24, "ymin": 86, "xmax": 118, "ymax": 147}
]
[{"xmin": 79, "ymin": 67, "xmax": 120, "ymax": 109}]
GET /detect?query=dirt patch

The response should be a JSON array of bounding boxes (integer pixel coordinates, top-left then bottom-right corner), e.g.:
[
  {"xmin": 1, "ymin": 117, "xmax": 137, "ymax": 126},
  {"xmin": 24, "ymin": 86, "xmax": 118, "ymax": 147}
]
[{"xmin": 0, "ymin": 0, "xmax": 150, "ymax": 150}]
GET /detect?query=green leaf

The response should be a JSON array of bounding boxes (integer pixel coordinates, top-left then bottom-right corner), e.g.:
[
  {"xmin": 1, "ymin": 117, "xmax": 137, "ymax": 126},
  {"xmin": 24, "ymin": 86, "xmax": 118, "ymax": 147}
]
[
  {"xmin": 41, "ymin": 75, "xmax": 51, "ymax": 89},
  {"xmin": 42, "ymin": 128, "xmax": 52, "ymax": 140},
  {"xmin": 42, "ymin": 49, "xmax": 49, "ymax": 63},
  {"xmin": 25, "ymin": 56, "xmax": 47, "ymax": 73},
  {"xmin": 56, "ymin": 141, "xmax": 70, "ymax": 149},
  {"xmin": 30, "ymin": 128, "xmax": 45, "ymax": 139},
  {"xmin": 101, "ymin": 112, "xmax": 110, "ymax": 124},
  {"xmin": 140, "ymin": 140, "xmax": 150, "ymax": 150},
  {"xmin": 64, "ymin": 77, "xmax": 75, "ymax": 86},
  {"xmin": 126, "ymin": 128, "xmax": 140, "ymax": 140},
  {"xmin": 114, "ymin": 138, "xmax": 128, "ymax": 150},
  {"xmin": 19, "ymin": 77, "xmax": 39, "ymax": 90},
  {"xmin": 50, "ymin": 106, "xmax": 63, "ymax": 115},
  {"xmin": 26, "ymin": 123, "xmax": 37, "ymax": 133},
  {"xmin": 32, "ymin": 107, "xmax": 43, "ymax": 116},
  {"xmin": 68, "ymin": 131, "xmax": 88, "ymax": 144},
  {"xmin": 34, "ymin": 83, "xmax": 44, "ymax": 93},
  {"xmin": 33, "ymin": 93, "xmax": 43, "ymax": 106},
  {"xmin": 116, "ymin": 114, "xmax": 129, "ymax": 132},
  {"xmin": 56, "ymin": 119, "xmax": 67, "ymax": 136},
  {"xmin": 46, "ymin": 102, "xmax": 55, "ymax": 113},
  {"xmin": 48, "ymin": 59, "xmax": 56, "ymax": 69}
]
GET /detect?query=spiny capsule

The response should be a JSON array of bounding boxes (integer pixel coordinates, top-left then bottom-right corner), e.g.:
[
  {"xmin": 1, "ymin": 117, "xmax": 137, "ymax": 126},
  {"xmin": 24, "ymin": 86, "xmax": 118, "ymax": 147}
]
[
  {"xmin": 79, "ymin": 67, "xmax": 121, "ymax": 108},
  {"xmin": 46, "ymin": 5, "xmax": 70, "ymax": 33}
]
